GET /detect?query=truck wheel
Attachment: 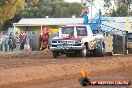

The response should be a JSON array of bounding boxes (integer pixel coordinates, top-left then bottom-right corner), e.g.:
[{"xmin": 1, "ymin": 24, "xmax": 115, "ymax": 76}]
[
  {"xmin": 52, "ymin": 51, "xmax": 59, "ymax": 58},
  {"xmin": 81, "ymin": 48, "xmax": 87, "ymax": 57},
  {"xmin": 94, "ymin": 41, "xmax": 105, "ymax": 57}
]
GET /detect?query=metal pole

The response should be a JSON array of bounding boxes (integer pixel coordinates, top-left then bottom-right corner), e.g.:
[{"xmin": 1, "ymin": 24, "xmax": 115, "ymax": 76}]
[
  {"xmin": 91, "ymin": 3, "xmax": 92, "ymax": 18},
  {"xmin": 14, "ymin": 26, "xmax": 16, "ymax": 35},
  {"xmin": 41, "ymin": 25, "xmax": 42, "ymax": 32}
]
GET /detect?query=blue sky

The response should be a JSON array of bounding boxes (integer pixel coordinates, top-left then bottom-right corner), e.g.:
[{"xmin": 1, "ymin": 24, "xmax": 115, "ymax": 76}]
[{"xmin": 65, "ymin": 0, "xmax": 105, "ymax": 18}]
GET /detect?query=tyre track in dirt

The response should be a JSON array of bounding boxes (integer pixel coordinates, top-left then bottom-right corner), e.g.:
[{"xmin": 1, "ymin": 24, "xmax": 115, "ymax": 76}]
[{"xmin": 0, "ymin": 53, "xmax": 131, "ymax": 69}]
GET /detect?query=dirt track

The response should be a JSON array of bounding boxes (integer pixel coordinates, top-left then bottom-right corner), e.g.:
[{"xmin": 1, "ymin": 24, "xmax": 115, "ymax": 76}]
[
  {"xmin": 0, "ymin": 50, "xmax": 132, "ymax": 88},
  {"xmin": 23, "ymin": 70, "xmax": 132, "ymax": 88}
]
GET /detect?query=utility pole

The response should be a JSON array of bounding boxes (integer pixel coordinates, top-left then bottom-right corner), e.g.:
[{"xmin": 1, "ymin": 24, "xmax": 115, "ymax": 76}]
[{"xmin": 91, "ymin": 2, "xmax": 92, "ymax": 18}]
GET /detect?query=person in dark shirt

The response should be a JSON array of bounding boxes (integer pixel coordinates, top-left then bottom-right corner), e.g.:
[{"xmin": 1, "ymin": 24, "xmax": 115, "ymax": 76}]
[
  {"xmin": 8, "ymin": 36, "xmax": 14, "ymax": 51},
  {"xmin": 0, "ymin": 32, "xmax": 3, "ymax": 51},
  {"xmin": 19, "ymin": 32, "xmax": 26, "ymax": 50},
  {"xmin": 8, "ymin": 33, "xmax": 16, "ymax": 51}
]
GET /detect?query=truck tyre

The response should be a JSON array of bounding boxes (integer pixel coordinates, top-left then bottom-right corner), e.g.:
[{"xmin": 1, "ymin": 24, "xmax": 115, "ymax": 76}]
[
  {"xmin": 94, "ymin": 41, "xmax": 105, "ymax": 57},
  {"xmin": 52, "ymin": 51, "xmax": 59, "ymax": 58},
  {"xmin": 81, "ymin": 48, "xmax": 87, "ymax": 57}
]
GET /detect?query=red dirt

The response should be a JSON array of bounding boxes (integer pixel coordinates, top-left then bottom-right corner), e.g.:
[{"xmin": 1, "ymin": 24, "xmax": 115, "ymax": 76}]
[{"xmin": 0, "ymin": 50, "xmax": 131, "ymax": 88}]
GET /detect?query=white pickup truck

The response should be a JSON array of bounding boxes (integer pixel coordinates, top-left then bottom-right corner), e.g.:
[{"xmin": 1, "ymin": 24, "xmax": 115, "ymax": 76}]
[{"xmin": 50, "ymin": 25, "xmax": 105, "ymax": 58}]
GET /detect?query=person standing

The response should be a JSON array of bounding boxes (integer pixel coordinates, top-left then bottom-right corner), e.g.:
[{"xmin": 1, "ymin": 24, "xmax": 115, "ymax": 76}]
[
  {"xmin": 40, "ymin": 29, "xmax": 49, "ymax": 50},
  {"xmin": 26, "ymin": 31, "xmax": 32, "ymax": 53},
  {"xmin": 19, "ymin": 32, "xmax": 26, "ymax": 50},
  {"xmin": 34, "ymin": 31, "xmax": 41, "ymax": 51},
  {"xmin": 31, "ymin": 32, "xmax": 36, "ymax": 51},
  {"xmin": 15, "ymin": 34, "xmax": 20, "ymax": 50},
  {"xmin": 8, "ymin": 33, "xmax": 16, "ymax": 51},
  {"xmin": 0, "ymin": 32, "xmax": 3, "ymax": 51},
  {"xmin": 8, "ymin": 37, "xmax": 14, "ymax": 51},
  {"xmin": 3, "ymin": 33, "xmax": 9, "ymax": 52}
]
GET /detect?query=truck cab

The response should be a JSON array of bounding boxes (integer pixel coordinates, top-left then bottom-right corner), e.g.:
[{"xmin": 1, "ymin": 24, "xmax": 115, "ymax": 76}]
[{"xmin": 50, "ymin": 25, "xmax": 105, "ymax": 58}]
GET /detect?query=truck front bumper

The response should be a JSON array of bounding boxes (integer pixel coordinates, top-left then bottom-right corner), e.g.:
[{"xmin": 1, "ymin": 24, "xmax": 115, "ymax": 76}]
[{"xmin": 50, "ymin": 46, "xmax": 84, "ymax": 51}]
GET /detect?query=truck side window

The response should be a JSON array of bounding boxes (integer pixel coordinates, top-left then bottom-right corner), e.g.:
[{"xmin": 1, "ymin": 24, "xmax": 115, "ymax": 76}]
[{"xmin": 76, "ymin": 27, "xmax": 87, "ymax": 36}]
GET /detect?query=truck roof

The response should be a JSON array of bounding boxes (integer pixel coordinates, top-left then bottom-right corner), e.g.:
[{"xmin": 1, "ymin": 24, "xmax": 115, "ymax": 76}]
[{"xmin": 61, "ymin": 25, "xmax": 90, "ymax": 27}]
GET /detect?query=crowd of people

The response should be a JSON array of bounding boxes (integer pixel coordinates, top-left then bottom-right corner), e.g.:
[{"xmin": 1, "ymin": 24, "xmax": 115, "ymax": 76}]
[
  {"xmin": 0, "ymin": 31, "xmax": 49, "ymax": 53},
  {"xmin": 0, "ymin": 32, "xmax": 16, "ymax": 52}
]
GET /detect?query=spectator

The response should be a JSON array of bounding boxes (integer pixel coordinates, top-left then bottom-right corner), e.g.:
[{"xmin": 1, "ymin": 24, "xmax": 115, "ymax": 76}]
[
  {"xmin": 8, "ymin": 33, "xmax": 16, "ymax": 51},
  {"xmin": 34, "ymin": 31, "xmax": 41, "ymax": 51},
  {"xmin": 31, "ymin": 32, "xmax": 36, "ymax": 51},
  {"xmin": 15, "ymin": 34, "xmax": 20, "ymax": 50},
  {"xmin": 26, "ymin": 31, "xmax": 33, "ymax": 53},
  {"xmin": 3, "ymin": 32, "xmax": 9, "ymax": 52},
  {"xmin": 40, "ymin": 30, "xmax": 49, "ymax": 50},
  {"xmin": 8, "ymin": 36, "xmax": 14, "ymax": 51},
  {"xmin": 19, "ymin": 32, "xmax": 26, "ymax": 50},
  {"xmin": 0, "ymin": 32, "xmax": 3, "ymax": 51}
]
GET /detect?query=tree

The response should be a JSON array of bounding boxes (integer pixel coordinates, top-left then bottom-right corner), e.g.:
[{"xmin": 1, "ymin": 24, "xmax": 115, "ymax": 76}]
[
  {"xmin": 1, "ymin": 0, "xmax": 82, "ymax": 30},
  {"xmin": 116, "ymin": 3, "xmax": 128, "ymax": 16},
  {"xmin": 103, "ymin": 0, "xmax": 131, "ymax": 17},
  {"xmin": 0, "ymin": 0, "xmax": 25, "ymax": 25},
  {"xmin": 68, "ymin": 3, "xmax": 82, "ymax": 18},
  {"xmin": 111, "ymin": 9, "xmax": 117, "ymax": 17},
  {"xmin": 18, "ymin": 0, "xmax": 82, "ymax": 18},
  {"xmin": 103, "ymin": 0, "xmax": 112, "ymax": 16},
  {"xmin": 0, "ymin": 0, "xmax": 39, "ymax": 25},
  {"xmin": 103, "ymin": 0, "xmax": 112, "ymax": 8}
]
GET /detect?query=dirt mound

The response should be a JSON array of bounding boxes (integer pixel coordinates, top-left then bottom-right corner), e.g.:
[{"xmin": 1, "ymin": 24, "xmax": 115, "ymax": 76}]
[{"xmin": 0, "ymin": 50, "xmax": 53, "ymax": 59}]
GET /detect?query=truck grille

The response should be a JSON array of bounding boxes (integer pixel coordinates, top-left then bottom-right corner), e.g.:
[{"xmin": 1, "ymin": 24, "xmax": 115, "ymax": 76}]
[
  {"xmin": 58, "ymin": 40, "xmax": 75, "ymax": 43},
  {"xmin": 58, "ymin": 44, "xmax": 74, "ymax": 47},
  {"xmin": 51, "ymin": 40, "xmax": 81, "ymax": 47}
]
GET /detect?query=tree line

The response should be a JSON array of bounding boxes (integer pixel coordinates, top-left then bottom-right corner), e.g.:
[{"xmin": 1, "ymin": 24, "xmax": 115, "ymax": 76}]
[
  {"xmin": 19, "ymin": 0, "xmax": 82, "ymax": 18},
  {"xmin": 0, "ymin": 0, "xmax": 132, "ymax": 30},
  {"xmin": 104, "ymin": 0, "xmax": 132, "ymax": 17},
  {"xmin": 1, "ymin": 0, "xmax": 82, "ymax": 30}
]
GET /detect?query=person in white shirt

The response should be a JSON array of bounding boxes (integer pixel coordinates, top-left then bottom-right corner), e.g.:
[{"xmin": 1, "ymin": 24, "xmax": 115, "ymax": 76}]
[
  {"xmin": 0, "ymin": 32, "xmax": 3, "ymax": 51},
  {"xmin": 2, "ymin": 32, "xmax": 9, "ymax": 52}
]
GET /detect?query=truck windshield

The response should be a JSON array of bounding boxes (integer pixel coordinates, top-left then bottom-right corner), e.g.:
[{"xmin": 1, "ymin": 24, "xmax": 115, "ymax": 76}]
[
  {"xmin": 61, "ymin": 27, "xmax": 74, "ymax": 36},
  {"xmin": 76, "ymin": 27, "xmax": 87, "ymax": 36}
]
